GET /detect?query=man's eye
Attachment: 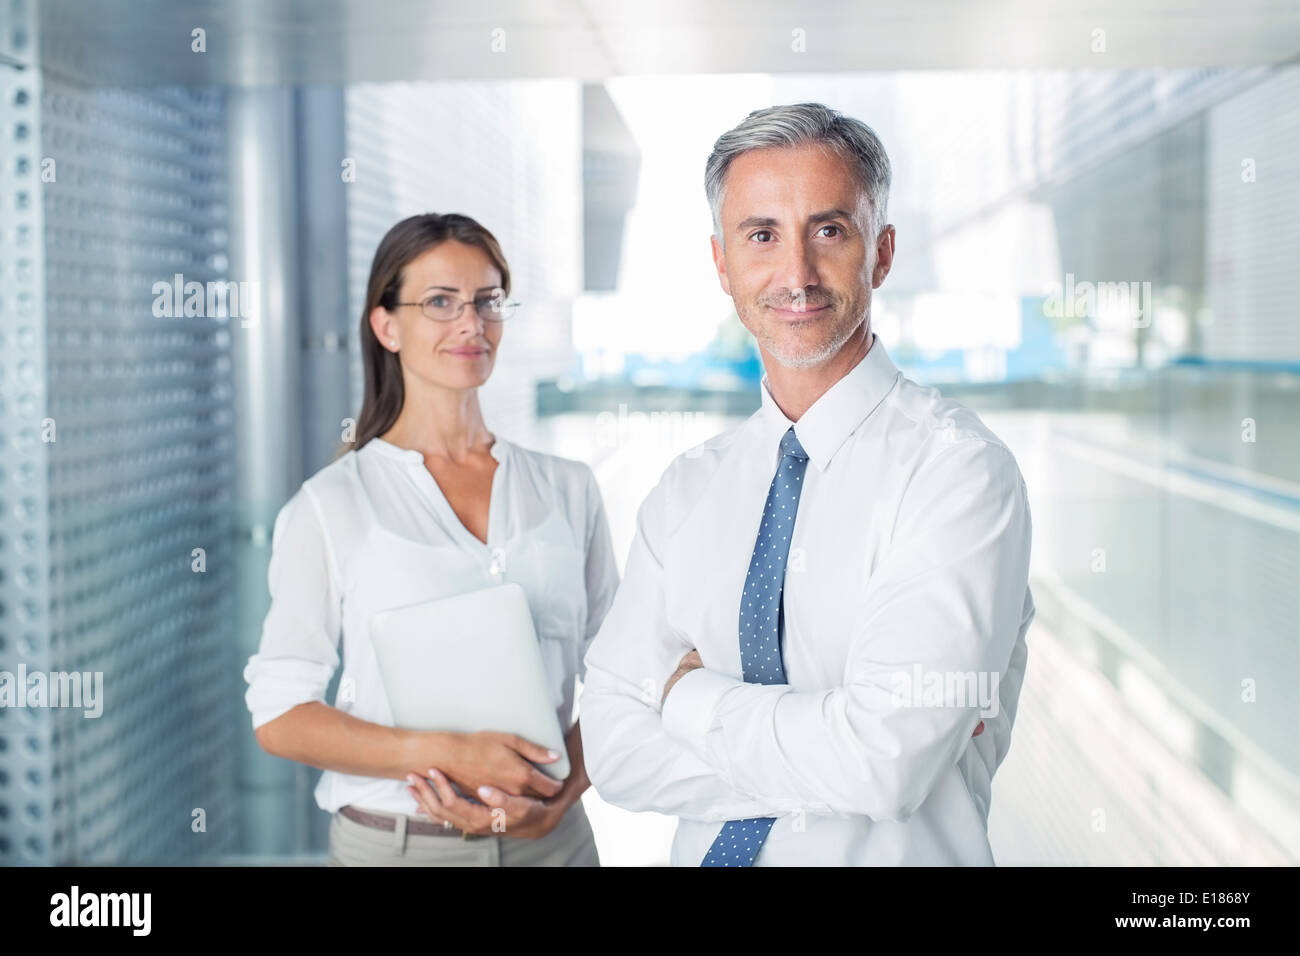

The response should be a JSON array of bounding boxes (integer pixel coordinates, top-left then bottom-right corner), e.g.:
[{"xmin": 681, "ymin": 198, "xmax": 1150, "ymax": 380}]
[
  {"xmin": 749, "ymin": 230, "xmax": 773, "ymax": 243},
  {"xmin": 818, "ymin": 224, "xmax": 841, "ymax": 238}
]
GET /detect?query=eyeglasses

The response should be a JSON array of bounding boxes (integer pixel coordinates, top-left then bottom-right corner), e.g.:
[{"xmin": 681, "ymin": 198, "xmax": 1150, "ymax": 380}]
[{"xmin": 392, "ymin": 288, "xmax": 520, "ymax": 322}]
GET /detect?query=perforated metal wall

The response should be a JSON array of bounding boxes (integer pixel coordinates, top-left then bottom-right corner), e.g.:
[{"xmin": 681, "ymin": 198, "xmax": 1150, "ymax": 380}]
[
  {"xmin": 0, "ymin": 66, "xmax": 237, "ymax": 862},
  {"xmin": 0, "ymin": 0, "xmax": 51, "ymax": 865}
]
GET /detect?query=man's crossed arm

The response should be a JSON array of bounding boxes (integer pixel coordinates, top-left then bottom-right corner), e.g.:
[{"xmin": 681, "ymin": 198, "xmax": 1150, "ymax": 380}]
[{"xmin": 579, "ymin": 439, "xmax": 1033, "ymax": 824}]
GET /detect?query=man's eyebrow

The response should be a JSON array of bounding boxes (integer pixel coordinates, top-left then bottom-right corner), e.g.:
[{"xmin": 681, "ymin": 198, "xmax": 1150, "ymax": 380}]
[
  {"xmin": 734, "ymin": 209, "xmax": 857, "ymax": 231},
  {"xmin": 808, "ymin": 207, "xmax": 856, "ymax": 224}
]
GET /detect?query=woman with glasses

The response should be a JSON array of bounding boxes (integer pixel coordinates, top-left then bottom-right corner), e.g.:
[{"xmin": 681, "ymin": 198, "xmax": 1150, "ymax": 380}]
[{"xmin": 244, "ymin": 213, "xmax": 618, "ymax": 866}]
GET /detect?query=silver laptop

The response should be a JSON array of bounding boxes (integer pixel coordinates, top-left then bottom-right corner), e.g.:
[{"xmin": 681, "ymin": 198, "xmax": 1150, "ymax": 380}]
[{"xmin": 370, "ymin": 582, "xmax": 571, "ymax": 782}]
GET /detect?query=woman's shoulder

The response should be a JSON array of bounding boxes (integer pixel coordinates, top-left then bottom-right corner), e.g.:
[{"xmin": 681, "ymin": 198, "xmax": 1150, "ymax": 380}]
[
  {"xmin": 502, "ymin": 437, "xmax": 598, "ymax": 494},
  {"xmin": 500, "ymin": 438, "xmax": 605, "ymax": 536},
  {"xmin": 276, "ymin": 447, "xmax": 373, "ymax": 546},
  {"xmin": 300, "ymin": 446, "xmax": 365, "ymax": 502}
]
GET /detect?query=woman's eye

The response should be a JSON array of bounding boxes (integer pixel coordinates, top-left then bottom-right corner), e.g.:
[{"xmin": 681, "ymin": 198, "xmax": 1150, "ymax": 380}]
[{"xmin": 427, "ymin": 295, "xmax": 451, "ymax": 308}]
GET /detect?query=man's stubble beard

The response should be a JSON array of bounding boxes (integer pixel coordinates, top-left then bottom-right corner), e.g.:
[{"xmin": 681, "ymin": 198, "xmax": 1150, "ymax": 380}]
[{"xmin": 740, "ymin": 285, "xmax": 871, "ymax": 371}]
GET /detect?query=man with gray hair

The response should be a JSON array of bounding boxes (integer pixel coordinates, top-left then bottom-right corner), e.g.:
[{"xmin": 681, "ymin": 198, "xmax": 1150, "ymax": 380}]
[{"xmin": 580, "ymin": 103, "xmax": 1035, "ymax": 866}]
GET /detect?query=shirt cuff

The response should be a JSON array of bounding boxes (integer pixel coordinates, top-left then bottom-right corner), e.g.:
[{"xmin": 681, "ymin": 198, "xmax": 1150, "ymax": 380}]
[{"xmin": 661, "ymin": 666, "xmax": 741, "ymax": 762}]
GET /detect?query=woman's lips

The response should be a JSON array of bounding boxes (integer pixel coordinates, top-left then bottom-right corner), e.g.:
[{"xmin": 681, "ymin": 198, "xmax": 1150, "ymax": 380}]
[{"xmin": 445, "ymin": 347, "xmax": 489, "ymax": 356}]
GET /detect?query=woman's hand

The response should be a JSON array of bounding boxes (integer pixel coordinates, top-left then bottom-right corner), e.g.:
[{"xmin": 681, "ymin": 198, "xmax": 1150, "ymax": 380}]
[
  {"xmin": 408, "ymin": 720, "xmax": 591, "ymax": 840},
  {"xmin": 407, "ymin": 769, "xmax": 564, "ymax": 839},
  {"xmin": 433, "ymin": 731, "xmax": 565, "ymax": 801}
]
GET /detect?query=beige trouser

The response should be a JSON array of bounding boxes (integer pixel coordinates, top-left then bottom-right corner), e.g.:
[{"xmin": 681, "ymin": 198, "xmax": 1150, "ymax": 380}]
[{"xmin": 327, "ymin": 799, "xmax": 600, "ymax": 867}]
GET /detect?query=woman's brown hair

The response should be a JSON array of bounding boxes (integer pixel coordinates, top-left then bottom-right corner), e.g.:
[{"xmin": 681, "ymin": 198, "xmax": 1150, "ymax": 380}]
[{"xmin": 342, "ymin": 213, "xmax": 511, "ymax": 458}]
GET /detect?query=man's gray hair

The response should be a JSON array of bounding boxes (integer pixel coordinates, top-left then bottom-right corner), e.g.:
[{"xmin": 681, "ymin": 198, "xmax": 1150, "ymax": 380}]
[{"xmin": 705, "ymin": 102, "xmax": 892, "ymax": 244}]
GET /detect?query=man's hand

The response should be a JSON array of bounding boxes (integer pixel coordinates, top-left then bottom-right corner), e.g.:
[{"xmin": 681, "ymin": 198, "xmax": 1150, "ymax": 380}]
[
  {"xmin": 662, "ymin": 649, "xmax": 703, "ymax": 705},
  {"xmin": 661, "ymin": 647, "xmax": 986, "ymax": 740}
]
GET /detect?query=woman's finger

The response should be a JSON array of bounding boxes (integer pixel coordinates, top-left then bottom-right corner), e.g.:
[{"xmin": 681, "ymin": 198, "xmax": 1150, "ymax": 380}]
[
  {"xmin": 405, "ymin": 785, "xmax": 441, "ymax": 821},
  {"xmin": 428, "ymin": 769, "xmax": 494, "ymax": 832},
  {"xmin": 476, "ymin": 785, "xmax": 548, "ymax": 833},
  {"xmin": 476, "ymin": 785, "xmax": 528, "ymax": 815},
  {"xmin": 407, "ymin": 771, "xmax": 440, "ymax": 805},
  {"xmin": 405, "ymin": 773, "xmax": 444, "ymax": 821},
  {"xmin": 523, "ymin": 768, "xmax": 564, "ymax": 799},
  {"xmin": 415, "ymin": 780, "xmax": 475, "ymax": 832},
  {"xmin": 410, "ymin": 772, "xmax": 482, "ymax": 833},
  {"xmin": 425, "ymin": 768, "xmax": 453, "ymax": 799}
]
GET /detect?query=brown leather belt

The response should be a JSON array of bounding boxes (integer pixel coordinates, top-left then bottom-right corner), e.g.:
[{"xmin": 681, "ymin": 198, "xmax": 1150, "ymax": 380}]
[{"xmin": 339, "ymin": 804, "xmax": 482, "ymax": 839}]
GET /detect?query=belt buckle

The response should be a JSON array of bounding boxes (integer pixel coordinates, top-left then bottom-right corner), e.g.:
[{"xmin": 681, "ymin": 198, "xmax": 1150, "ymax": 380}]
[{"xmin": 461, "ymin": 829, "xmax": 481, "ymax": 841}]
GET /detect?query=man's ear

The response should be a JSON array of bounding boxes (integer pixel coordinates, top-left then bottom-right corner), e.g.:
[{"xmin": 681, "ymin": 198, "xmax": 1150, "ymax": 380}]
[
  {"xmin": 871, "ymin": 225, "xmax": 896, "ymax": 289},
  {"xmin": 710, "ymin": 234, "xmax": 732, "ymax": 297}
]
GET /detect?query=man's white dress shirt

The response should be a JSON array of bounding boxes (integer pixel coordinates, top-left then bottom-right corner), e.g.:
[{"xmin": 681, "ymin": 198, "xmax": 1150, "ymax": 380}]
[
  {"xmin": 243, "ymin": 436, "xmax": 620, "ymax": 816},
  {"xmin": 580, "ymin": 332, "xmax": 1035, "ymax": 865}
]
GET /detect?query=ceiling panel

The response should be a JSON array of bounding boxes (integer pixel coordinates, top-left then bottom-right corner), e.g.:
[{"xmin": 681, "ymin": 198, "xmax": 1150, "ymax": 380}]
[{"xmin": 32, "ymin": 0, "xmax": 1300, "ymax": 87}]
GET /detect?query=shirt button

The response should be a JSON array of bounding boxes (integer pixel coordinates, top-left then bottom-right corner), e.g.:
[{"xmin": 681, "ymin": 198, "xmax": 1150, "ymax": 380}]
[{"xmin": 488, "ymin": 548, "xmax": 506, "ymax": 577}]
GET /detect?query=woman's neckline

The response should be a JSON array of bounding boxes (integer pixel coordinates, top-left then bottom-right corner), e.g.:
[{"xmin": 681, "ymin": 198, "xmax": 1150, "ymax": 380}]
[{"xmin": 367, "ymin": 434, "xmax": 508, "ymax": 464}]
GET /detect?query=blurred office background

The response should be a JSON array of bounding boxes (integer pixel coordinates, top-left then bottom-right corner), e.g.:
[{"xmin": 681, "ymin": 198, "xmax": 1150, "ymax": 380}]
[{"xmin": 0, "ymin": 0, "xmax": 1296, "ymax": 865}]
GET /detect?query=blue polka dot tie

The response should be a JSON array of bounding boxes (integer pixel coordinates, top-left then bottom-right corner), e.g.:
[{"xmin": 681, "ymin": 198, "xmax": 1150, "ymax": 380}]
[{"xmin": 700, "ymin": 426, "xmax": 809, "ymax": 867}]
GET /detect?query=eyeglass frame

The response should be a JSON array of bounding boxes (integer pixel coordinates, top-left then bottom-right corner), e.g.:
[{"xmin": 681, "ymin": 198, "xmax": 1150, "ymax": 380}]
[{"xmin": 389, "ymin": 287, "xmax": 521, "ymax": 323}]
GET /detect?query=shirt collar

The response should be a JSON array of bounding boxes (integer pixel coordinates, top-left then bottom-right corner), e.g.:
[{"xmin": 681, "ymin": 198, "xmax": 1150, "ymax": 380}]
[{"xmin": 757, "ymin": 332, "xmax": 899, "ymax": 472}]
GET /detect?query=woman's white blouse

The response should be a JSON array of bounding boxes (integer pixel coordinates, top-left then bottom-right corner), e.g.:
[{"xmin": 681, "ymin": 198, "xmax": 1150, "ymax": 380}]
[{"xmin": 242, "ymin": 435, "xmax": 620, "ymax": 816}]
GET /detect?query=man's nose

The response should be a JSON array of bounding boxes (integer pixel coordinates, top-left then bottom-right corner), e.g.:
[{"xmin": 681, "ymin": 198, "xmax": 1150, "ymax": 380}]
[{"xmin": 777, "ymin": 234, "xmax": 820, "ymax": 294}]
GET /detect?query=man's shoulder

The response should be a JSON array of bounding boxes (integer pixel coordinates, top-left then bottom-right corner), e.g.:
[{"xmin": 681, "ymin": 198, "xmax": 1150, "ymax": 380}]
[
  {"xmin": 889, "ymin": 375, "xmax": 1004, "ymax": 444},
  {"xmin": 629, "ymin": 415, "xmax": 758, "ymax": 532},
  {"xmin": 885, "ymin": 375, "xmax": 1019, "ymax": 471},
  {"xmin": 873, "ymin": 379, "xmax": 1030, "ymax": 537},
  {"xmin": 658, "ymin": 414, "xmax": 755, "ymax": 484}
]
